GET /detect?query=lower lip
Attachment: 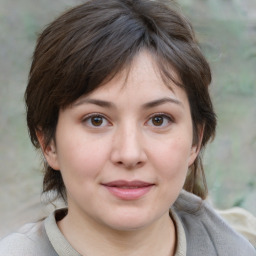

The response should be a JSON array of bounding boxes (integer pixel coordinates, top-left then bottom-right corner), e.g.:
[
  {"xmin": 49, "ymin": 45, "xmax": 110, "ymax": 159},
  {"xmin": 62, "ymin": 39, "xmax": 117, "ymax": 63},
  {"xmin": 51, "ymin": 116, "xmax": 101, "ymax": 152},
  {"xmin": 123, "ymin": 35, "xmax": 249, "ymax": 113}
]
[{"xmin": 103, "ymin": 186, "xmax": 153, "ymax": 200}]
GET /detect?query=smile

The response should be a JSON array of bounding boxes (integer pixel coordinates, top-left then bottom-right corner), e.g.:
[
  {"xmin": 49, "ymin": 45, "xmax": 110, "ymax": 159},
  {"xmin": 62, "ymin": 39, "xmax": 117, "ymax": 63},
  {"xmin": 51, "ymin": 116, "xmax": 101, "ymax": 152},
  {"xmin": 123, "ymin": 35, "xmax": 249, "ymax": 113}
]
[{"xmin": 102, "ymin": 180, "xmax": 154, "ymax": 200}]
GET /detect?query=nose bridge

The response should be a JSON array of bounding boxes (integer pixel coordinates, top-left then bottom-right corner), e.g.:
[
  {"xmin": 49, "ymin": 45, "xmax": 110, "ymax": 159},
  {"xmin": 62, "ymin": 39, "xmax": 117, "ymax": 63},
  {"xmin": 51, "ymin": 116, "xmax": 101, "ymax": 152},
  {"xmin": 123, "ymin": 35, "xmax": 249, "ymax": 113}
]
[{"xmin": 111, "ymin": 119, "xmax": 146, "ymax": 168}]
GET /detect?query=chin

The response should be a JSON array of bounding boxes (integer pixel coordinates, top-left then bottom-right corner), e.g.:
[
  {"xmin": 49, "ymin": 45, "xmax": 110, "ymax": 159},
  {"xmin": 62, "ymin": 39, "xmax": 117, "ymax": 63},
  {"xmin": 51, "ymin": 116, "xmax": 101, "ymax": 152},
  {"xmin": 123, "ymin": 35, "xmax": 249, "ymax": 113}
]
[
  {"xmin": 108, "ymin": 220, "xmax": 150, "ymax": 232},
  {"xmin": 100, "ymin": 209, "xmax": 158, "ymax": 232}
]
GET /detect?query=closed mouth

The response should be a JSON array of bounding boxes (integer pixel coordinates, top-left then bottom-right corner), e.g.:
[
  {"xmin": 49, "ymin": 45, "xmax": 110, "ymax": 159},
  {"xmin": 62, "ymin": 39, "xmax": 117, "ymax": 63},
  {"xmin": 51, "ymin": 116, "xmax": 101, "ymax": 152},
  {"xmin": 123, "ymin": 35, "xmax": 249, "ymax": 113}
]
[
  {"xmin": 102, "ymin": 180, "xmax": 154, "ymax": 188},
  {"xmin": 101, "ymin": 180, "xmax": 154, "ymax": 200}
]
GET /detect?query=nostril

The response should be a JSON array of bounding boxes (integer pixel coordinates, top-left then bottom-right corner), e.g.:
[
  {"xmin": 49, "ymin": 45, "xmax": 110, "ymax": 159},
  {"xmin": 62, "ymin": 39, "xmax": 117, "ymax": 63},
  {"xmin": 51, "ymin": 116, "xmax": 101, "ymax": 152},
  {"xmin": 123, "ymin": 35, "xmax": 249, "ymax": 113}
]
[
  {"xmin": 116, "ymin": 160, "xmax": 144, "ymax": 169},
  {"xmin": 110, "ymin": 141, "xmax": 147, "ymax": 169}
]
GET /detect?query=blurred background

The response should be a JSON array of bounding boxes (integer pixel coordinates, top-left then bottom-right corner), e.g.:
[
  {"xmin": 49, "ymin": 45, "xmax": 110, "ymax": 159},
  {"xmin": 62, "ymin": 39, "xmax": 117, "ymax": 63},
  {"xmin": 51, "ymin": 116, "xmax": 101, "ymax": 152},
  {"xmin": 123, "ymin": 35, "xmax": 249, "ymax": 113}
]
[{"xmin": 0, "ymin": 0, "xmax": 255, "ymax": 238}]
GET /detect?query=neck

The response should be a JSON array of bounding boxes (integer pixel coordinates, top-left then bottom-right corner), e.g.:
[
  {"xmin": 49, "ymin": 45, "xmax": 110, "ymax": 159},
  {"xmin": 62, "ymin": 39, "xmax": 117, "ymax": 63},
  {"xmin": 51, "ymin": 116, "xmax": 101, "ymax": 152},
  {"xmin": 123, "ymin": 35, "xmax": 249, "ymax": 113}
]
[{"xmin": 58, "ymin": 208, "xmax": 176, "ymax": 256}]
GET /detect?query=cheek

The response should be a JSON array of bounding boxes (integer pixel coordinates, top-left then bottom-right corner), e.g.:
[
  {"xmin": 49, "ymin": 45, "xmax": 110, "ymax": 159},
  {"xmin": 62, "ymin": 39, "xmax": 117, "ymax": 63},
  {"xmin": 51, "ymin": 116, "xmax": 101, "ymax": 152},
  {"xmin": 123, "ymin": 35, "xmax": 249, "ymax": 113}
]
[
  {"xmin": 150, "ymin": 137, "xmax": 192, "ymax": 179},
  {"xmin": 56, "ymin": 136, "xmax": 111, "ymax": 182}
]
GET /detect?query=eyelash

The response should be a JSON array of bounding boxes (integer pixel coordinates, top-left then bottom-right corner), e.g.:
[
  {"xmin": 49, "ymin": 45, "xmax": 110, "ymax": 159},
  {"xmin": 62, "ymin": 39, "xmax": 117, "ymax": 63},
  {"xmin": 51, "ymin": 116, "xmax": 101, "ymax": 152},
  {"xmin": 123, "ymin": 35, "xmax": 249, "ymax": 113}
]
[
  {"xmin": 82, "ymin": 113, "xmax": 174, "ymax": 128},
  {"xmin": 82, "ymin": 113, "xmax": 111, "ymax": 128},
  {"xmin": 146, "ymin": 113, "xmax": 174, "ymax": 128}
]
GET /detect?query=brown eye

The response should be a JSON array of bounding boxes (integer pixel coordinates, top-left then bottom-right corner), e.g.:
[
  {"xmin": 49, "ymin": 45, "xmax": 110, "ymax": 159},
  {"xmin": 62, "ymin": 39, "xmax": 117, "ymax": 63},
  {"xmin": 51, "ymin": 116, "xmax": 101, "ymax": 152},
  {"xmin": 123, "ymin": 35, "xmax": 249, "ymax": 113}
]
[
  {"xmin": 152, "ymin": 116, "xmax": 164, "ymax": 126},
  {"xmin": 83, "ymin": 114, "xmax": 110, "ymax": 128},
  {"xmin": 146, "ymin": 114, "xmax": 173, "ymax": 128},
  {"xmin": 91, "ymin": 116, "xmax": 103, "ymax": 126}
]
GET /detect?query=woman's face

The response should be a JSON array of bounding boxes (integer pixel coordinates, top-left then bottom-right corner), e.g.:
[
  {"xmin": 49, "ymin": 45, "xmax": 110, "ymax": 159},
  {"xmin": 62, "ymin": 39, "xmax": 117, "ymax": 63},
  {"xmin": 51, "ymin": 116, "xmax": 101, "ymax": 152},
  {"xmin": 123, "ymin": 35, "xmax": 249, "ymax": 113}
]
[{"xmin": 44, "ymin": 51, "xmax": 200, "ymax": 231}]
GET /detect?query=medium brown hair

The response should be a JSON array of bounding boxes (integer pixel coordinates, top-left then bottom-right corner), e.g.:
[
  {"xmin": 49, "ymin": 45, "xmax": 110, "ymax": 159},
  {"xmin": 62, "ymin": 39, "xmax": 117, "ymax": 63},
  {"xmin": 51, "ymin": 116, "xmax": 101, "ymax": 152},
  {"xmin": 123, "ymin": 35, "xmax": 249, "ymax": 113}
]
[{"xmin": 25, "ymin": 0, "xmax": 216, "ymax": 202}]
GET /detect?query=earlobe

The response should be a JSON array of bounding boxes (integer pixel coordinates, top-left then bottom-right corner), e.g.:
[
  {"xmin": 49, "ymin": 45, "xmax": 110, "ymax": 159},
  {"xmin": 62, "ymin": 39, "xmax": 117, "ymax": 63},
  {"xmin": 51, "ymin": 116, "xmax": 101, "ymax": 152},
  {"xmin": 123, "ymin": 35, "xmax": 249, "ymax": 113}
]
[
  {"xmin": 36, "ymin": 130, "xmax": 60, "ymax": 170},
  {"xmin": 188, "ymin": 145, "xmax": 199, "ymax": 166},
  {"xmin": 188, "ymin": 124, "xmax": 205, "ymax": 166}
]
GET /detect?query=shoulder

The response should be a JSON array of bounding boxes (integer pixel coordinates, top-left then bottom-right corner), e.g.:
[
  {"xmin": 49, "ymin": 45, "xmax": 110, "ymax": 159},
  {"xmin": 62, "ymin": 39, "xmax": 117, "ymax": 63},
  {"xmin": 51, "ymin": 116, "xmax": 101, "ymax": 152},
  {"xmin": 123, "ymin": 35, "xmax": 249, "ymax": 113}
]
[
  {"xmin": 217, "ymin": 207, "xmax": 256, "ymax": 248},
  {"xmin": 172, "ymin": 190, "xmax": 256, "ymax": 256},
  {"xmin": 0, "ymin": 220, "xmax": 57, "ymax": 256}
]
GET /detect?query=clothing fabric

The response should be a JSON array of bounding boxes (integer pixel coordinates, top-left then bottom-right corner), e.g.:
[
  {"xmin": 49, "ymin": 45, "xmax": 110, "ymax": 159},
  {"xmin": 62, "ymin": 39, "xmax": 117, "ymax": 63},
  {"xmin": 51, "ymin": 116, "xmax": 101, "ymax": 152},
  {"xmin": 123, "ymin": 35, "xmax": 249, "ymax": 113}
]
[
  {"xmin": 172, "ymin": 191, "xmax": 256, "ymax": 255},
  {"xmin": 0, "ymin": 190, "xmax": 255, "ymax": 256},
  {"xmin": 217, "ymin": 207, "xmax": 256, "ymax": 247}
]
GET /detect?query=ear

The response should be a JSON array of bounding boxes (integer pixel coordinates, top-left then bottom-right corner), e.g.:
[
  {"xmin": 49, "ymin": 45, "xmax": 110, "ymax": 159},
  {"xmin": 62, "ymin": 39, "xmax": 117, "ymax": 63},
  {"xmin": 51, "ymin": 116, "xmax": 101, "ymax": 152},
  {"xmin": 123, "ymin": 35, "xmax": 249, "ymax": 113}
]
[
  {"xmin": 188, "ymin": 124, "xmax": 205, "ymax": 167},
  {"xmin": 36, "ymin": 130, "xmax": 60, "ymax": 170}
]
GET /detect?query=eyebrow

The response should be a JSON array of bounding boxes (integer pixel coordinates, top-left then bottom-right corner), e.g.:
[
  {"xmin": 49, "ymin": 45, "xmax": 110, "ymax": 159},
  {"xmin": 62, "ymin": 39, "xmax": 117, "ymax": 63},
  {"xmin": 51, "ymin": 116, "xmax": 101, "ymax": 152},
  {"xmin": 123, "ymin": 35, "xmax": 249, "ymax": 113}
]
[
  {"xmin": 142, "ymin": 97, "xmax": 183, "ymax": 109},
  {"xmin": 73, "ymin": 97, "xmax": 183, "ymax": 109},
  {"xmin": 73, "ymin": 98, "xmax": 115, "ymax": 108}
]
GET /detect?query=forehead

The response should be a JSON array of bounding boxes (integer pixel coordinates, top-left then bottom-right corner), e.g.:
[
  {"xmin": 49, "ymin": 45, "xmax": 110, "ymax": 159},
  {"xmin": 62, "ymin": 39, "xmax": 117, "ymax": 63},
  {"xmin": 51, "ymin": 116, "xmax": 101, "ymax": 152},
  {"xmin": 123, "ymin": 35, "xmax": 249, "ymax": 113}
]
[
  {"xmin": 72, "ymin": 51, "xmax": 189, "ymax": 111},
  {"xmin": 120, "ymin": 50, "xmax": 180, "ymax": 90}
]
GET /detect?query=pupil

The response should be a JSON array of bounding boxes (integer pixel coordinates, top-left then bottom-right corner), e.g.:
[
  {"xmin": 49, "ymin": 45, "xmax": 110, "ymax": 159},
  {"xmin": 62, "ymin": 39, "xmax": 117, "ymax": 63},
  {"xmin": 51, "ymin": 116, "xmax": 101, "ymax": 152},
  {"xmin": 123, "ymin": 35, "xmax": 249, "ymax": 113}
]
[
  {"xmin": 153, "ymin": 116, "xmax": 163, "ymax": 126},
  {"xmin": 92, "ymin": 116, "xmax": 103, "ymax": 126}
]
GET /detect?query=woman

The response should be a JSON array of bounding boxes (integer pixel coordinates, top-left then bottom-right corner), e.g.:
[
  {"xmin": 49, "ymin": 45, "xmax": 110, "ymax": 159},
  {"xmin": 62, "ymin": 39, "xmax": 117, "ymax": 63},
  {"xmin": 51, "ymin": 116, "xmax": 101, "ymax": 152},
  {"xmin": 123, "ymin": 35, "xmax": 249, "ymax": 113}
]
[{"xmin": 0, "ymin": 0, "xmax": 255, "ymax": 255}]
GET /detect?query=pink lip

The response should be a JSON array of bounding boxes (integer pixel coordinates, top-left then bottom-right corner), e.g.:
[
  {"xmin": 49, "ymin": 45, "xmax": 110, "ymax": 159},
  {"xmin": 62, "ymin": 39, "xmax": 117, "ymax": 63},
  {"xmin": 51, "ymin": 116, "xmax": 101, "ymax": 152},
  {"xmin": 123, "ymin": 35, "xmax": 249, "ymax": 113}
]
[{"xmin": 102, "ymin": 180, "xmax": 154, "ymax": 200}]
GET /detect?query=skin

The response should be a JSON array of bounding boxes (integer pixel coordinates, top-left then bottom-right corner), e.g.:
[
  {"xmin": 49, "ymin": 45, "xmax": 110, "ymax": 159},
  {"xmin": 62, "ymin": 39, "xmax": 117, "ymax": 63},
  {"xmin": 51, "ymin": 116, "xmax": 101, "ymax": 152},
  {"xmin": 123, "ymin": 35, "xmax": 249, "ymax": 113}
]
[{"xmin": 40, "ymin": 51, "xmax": 201, "ymax": 256}]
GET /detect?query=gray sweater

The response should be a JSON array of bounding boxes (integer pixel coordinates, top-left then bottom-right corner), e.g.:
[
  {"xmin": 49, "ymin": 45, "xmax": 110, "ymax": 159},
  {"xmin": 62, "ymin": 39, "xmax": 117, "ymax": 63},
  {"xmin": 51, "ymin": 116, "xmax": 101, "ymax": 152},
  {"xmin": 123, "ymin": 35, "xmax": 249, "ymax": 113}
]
[
  {"xmin": 0, "ymin": 190, "xmax": 255, "ymax": 256},
  {"xmin": 172, "ymin": 191, "xmax": 256, "ymax": 255}
]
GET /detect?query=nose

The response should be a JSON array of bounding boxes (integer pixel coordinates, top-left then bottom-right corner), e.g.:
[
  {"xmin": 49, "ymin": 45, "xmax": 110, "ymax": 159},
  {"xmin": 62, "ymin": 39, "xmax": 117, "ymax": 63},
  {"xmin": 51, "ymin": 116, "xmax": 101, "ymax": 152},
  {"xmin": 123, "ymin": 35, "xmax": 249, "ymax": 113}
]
[{"xmin": 110, "ymin": 123, "xmax": 147, "ymax": 169}]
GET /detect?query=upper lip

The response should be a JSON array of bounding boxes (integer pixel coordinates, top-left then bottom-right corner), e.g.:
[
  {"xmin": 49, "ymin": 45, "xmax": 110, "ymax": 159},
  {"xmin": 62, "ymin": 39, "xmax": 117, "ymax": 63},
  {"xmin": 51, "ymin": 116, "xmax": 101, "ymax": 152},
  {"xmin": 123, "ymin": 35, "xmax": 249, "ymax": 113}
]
[{"xmin": 102, "ymin": 180, "xmax": 154, "ymax": 188}]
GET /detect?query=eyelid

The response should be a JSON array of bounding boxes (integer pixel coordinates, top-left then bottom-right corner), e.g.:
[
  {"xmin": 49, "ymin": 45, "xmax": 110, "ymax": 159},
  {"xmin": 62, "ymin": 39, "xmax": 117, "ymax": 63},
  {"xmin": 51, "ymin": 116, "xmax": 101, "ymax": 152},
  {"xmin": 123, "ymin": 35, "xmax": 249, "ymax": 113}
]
[
  {"xmin": 148, "ymin": 112, "xmax": 174, "ymax": 121},
  {"xmin": 145, "ymin": 112, "xmax": 174, "ymax": 127},
  {"xmin": 82, "ymin": 113, "xmax": 112, "ymax": 127}
]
